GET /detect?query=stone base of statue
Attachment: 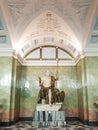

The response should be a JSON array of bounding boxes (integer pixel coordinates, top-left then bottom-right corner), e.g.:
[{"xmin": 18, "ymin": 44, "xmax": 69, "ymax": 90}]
[
  {"xmin": 32, "ymin": 103, "xmax": 66, "ymax": 127},
  {"xmin": 36, "ymin": 103, "xmax": 62, "ymax": 111}
]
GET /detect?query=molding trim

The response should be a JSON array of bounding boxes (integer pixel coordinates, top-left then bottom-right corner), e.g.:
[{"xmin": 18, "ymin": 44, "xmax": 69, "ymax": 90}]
[
  {"xmin": 1, "ymin": 47, "xmax": 98, "ymax": 65},
  {"xmin": 22, "ymin": 60, "xmax": 76, "ymax": 66},
  {"xmin": 85, "ymin": 48, "xmax": 98, "ymax": 56}
]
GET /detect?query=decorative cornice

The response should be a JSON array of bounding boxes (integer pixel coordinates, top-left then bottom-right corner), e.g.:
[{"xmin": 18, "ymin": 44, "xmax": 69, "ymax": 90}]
[
  {"xmin": 85, "ymin": 48, "xmax": 98, "ymax": 56},
  {"xmin": 22, "ymin": 60, "xmax": 76, "ymax": 66},
  {"xmin": 0, "ymin": 48, "xmax": 13, "ymax": 56}
]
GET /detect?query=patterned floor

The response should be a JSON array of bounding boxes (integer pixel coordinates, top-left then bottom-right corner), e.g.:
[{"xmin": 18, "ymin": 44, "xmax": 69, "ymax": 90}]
[{"xmin": 0, "ymin": 121, "xmax": 98, "ymax": 130}]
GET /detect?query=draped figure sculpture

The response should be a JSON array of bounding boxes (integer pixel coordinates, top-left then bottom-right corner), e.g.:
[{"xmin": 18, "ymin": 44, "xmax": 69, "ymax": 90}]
[{"xmin": 37, "ymin": 70, "xmax": 65, "ymax": 105}]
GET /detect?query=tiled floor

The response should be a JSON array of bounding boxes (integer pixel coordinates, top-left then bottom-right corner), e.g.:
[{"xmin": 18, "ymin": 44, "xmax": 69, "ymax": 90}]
[{"xmin": 0, "ymin": 121, "xmax": 98, "ymax": 130}]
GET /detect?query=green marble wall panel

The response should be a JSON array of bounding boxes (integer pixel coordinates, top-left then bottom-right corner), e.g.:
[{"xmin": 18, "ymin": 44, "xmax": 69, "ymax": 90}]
[
  {"xmin": 86, "ymin": 57, "xmax": 98, "ymax": 110},
  {"xmin": 77, "ymin": 59, "xmax": 88, "ymax": 109},
  {"xmin": 20, "ymin": 66, "xmax": 78, "ymax": 111},
  {"xmin": 1, "ymin": 56, "xmax": 97, "ymax": 121},
  {"xmin": 76, "ymin": 57, "xmax": 98, "ymax": 121},
  {"xmin": 76, "ymin": 59, "xmax": 88, "ymax": 120},
  {"xmin": 0, "ymin": 57, "xmax": 13, "ymax": 110},
  {"xmin": 10, "ymin": 58, "xmax": 22, "ymax": 121}
]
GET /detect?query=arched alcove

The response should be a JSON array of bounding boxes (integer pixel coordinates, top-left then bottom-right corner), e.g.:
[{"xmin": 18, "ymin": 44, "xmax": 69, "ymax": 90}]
[{"xmin": 14, "ymin": 11, "xmax": 81, "ymax": 65}]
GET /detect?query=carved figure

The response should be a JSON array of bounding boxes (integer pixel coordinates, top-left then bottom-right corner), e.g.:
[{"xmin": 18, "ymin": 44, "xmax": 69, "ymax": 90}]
[{"xmin": 37, "ymin": 70, "xmax": 65, "ymax": 105}]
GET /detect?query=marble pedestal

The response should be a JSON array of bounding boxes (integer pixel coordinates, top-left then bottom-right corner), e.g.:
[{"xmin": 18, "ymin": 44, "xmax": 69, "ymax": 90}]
[
  {"xmin": 32, "ymin": 104, "xmax": 66, "ymax": 127},
  {"xmin": 36, "ymin": 103, "xmax": 62, "ymax": 111}
]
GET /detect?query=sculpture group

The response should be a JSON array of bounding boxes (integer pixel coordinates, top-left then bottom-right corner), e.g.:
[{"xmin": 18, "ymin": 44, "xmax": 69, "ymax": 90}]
[{"xmin": 37, "ymin": 70, "xmax": 65, "ymax": 105}]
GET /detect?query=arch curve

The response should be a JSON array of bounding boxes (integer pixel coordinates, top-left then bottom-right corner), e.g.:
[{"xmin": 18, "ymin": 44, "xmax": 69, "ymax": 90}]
[{"xmin": 15, "ymin": 11, "xmax": 81, "ymax": 63}]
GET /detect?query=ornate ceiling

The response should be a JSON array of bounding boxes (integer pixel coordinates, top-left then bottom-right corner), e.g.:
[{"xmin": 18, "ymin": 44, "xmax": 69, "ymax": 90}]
[{"xmin": 0, "ymin": 0, "xmax": 98, "ymax": 64}]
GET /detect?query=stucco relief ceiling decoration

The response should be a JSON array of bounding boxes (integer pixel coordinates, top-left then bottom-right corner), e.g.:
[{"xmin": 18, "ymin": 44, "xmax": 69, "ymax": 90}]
[
  {"xmin": 17, "ymin": 11, "xmax": 80, "ymax": 59},
  {"xmin": 1, "ymin": 0, "xmax": 93, "ymax": 45},
  {"xmin": 4, "ymin": 0, "xmax": 92, "ymax": 28},
  {"xmin": 68, "ymin": 0, "xmax": 92, "ymax": 25},
  {"xmin": 0, "ymin": 0, "xmax": 97, "ymax": 61}
]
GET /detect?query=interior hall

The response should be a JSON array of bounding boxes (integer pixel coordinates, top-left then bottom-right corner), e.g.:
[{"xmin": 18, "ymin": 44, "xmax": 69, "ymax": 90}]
[{"xmin": 0, "ymin": 0, "xmax": 98, "ymax": 129}]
